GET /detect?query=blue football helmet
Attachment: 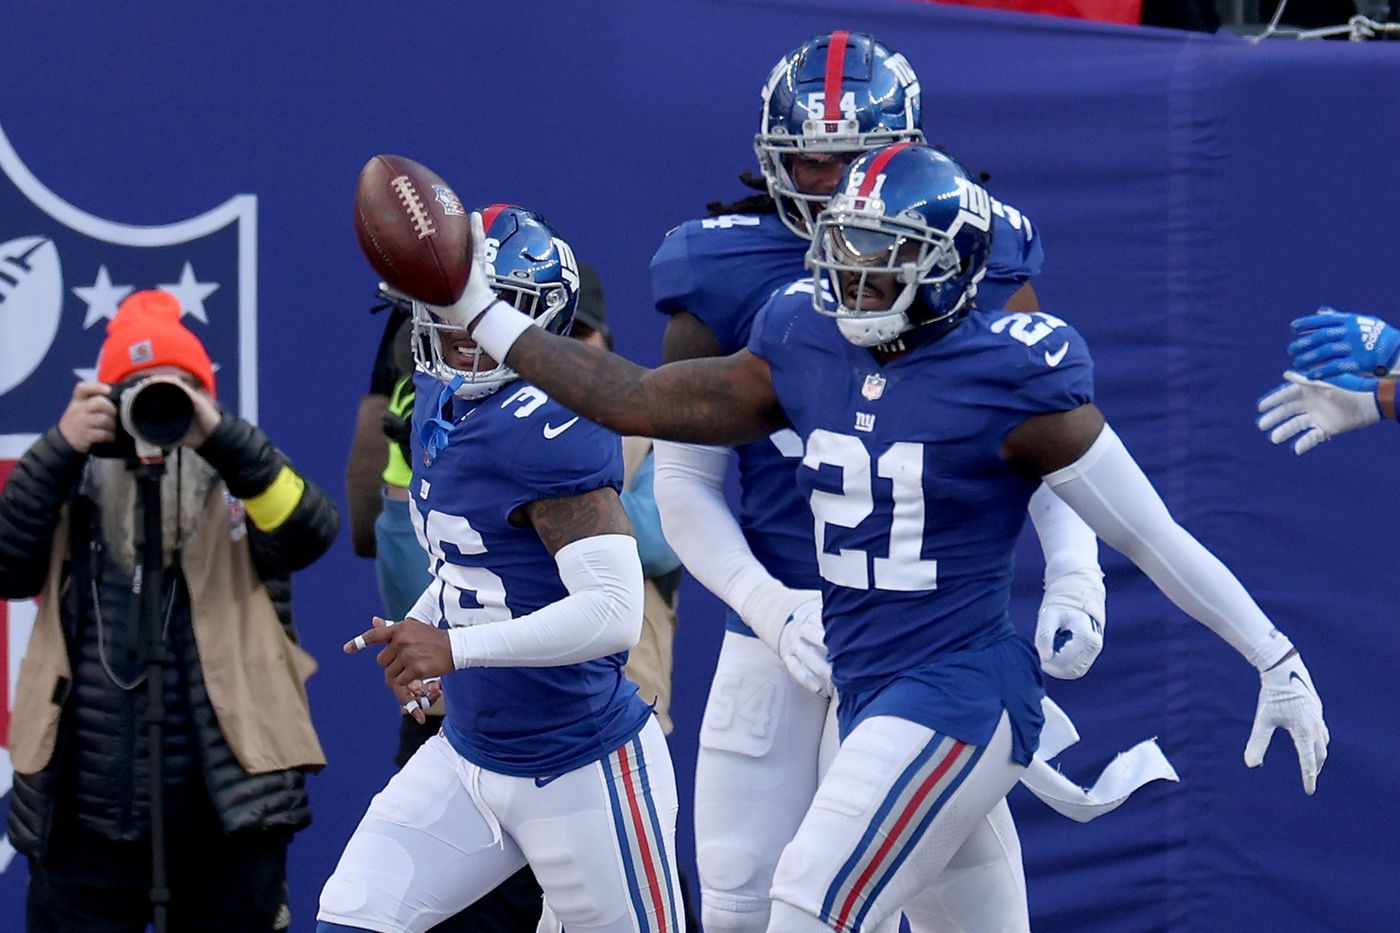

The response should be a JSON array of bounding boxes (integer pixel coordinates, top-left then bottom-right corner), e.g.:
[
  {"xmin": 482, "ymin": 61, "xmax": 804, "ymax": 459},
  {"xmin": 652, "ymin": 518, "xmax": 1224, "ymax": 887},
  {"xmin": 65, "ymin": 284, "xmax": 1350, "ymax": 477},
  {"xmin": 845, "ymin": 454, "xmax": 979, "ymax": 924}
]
[
  {"xmin": 412, "ymin": 204, "xmax": 580, "ymax": 398},
  {"xmin": 756, "ymin": 31, "xmax": 924, "ymax": 240},
  {"xmin": 807, "ymin": 143, "xmax": 994, "ymax": 348}
]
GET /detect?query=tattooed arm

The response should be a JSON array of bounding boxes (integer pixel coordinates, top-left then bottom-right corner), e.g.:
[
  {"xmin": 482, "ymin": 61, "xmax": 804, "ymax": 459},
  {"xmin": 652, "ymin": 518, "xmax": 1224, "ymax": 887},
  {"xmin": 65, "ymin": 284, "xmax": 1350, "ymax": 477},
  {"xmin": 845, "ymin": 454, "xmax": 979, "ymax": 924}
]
[
  {"xmin": 523, "ymin": 486, "xmax": 634, "ymax": 553},
  {"xmin": 499, "ymin": 326, "xmax": 787, "ymax": 446}
]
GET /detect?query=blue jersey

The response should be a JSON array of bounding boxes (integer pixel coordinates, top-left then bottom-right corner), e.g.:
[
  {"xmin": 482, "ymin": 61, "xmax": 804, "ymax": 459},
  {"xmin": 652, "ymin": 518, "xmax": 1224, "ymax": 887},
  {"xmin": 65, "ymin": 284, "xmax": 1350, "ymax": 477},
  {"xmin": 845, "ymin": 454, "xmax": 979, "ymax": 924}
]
[
  {"xmin": 408, "ymin": 373, "xmax": 651, "ymax": 778},
  {"xmin": 649, "ymin": 207, "xmax": 1044, "ymax": 633},
  {"xmin": 747, "ymin": 290, "xmax": 1093, "ymax": 762}
]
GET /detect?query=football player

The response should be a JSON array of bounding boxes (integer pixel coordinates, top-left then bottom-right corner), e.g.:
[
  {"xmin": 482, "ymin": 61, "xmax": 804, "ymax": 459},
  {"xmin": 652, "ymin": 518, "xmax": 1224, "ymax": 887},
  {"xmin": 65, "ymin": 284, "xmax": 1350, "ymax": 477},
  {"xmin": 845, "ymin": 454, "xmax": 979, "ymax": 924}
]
[
  {"xmin": 436, "ymin": 147, "xmax": 1329, "ymax": 933},
  {"xmin": 317, "ymin": 206, "xmax": 683, "ymax": 933},
  {"xmin": 646, "ymin": 31, "xmax": 1099, "ymax": 932}
]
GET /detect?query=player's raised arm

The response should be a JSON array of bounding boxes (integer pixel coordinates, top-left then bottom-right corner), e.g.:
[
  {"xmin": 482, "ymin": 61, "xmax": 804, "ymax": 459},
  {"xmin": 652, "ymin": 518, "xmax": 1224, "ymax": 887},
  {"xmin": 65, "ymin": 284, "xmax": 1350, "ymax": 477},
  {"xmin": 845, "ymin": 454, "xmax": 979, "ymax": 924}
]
[
  {"xmin": 1005, "ymin": 404, "xmax": 1329, "ymax": 795},
  {"xmin": 431, "ymin": 213, "xmax": 787, "ymax": 446}
]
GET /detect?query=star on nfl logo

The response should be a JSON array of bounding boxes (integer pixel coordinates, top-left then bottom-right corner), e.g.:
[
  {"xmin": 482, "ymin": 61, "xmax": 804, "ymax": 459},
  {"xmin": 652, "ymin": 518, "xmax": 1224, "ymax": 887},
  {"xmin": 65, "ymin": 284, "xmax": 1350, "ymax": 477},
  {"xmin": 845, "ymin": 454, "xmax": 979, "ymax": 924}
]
[{"xmin": 862, "ymin": 373, "xmax": 886, "ymax": 401}]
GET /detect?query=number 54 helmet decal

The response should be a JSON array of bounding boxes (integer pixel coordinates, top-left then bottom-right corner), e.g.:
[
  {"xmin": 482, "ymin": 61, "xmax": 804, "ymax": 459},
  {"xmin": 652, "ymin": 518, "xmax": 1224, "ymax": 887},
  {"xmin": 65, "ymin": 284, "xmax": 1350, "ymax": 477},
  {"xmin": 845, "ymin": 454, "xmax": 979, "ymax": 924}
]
[
  {"xmin": 756, "ymin": 31, "xmax": 924, "ymax": 240},
  {"xmin": 807, "ymin": 143, "xmax": 994, "ymax": 348}
]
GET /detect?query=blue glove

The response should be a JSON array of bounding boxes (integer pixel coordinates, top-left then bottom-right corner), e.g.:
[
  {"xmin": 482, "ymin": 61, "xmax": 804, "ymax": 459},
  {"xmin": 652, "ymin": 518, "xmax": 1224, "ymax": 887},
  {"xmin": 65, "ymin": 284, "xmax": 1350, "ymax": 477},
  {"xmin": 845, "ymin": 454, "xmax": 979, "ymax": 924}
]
[{"xmin": 1288, "ymin": 307, "xmax": 1400, "ymax": 379}]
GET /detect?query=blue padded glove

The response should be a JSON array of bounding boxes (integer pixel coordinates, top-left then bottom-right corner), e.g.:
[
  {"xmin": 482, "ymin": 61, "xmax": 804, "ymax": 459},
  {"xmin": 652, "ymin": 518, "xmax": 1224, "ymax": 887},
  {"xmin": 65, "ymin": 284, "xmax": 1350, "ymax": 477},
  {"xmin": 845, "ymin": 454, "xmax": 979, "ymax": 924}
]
[{"xmin": 1288, "ymin": 307, "xmax": 1400, "ymax": 379}]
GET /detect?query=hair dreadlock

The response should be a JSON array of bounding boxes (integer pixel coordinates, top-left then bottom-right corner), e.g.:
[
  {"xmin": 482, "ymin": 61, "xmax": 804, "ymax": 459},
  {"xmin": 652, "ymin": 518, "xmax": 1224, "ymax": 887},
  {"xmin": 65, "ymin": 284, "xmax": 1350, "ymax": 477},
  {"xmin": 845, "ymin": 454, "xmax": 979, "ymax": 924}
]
[
  {"xmin": 704, "ymin": 147, "xmax": 990, "ymax": 221},
  {"xmin": 706, "ymin": 170, "xmax": 777, "ymax": 217}
]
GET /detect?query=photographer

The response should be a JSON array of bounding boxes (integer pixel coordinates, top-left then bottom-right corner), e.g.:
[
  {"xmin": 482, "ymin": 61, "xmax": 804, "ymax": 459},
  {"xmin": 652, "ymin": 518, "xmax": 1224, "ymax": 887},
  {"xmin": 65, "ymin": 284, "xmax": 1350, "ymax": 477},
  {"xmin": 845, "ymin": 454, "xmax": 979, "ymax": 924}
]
[{"xmin": 0, "ymin": 290, "xmax": 338, "ymax": 932}]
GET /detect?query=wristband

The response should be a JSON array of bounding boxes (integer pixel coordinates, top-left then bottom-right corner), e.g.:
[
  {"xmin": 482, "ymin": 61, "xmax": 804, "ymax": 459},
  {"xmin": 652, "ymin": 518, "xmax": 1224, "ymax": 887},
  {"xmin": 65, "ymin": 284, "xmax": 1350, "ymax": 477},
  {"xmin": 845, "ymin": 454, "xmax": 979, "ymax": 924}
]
[
  {"xmin": 471, "ymin": 301, "xmax": 534, "ymax": 366},
  {"xmin": 1379, "ymin": 377, "xmax": 1398, "ymax": 422}
]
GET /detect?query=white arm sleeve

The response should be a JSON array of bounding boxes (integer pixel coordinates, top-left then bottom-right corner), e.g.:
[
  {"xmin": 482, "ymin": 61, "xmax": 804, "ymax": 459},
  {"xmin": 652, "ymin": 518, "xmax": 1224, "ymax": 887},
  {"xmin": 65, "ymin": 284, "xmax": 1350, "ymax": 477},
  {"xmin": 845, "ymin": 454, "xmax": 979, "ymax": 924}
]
[
  {"xmin": 1029, "ymin": 482, "xmax": 1100, "ymax": 582},
  {"xmin": 652, "ymin": 439, "xmax": 801, "ymax": 651},
  {"xmin": 1028, "ymin": 482, "xmax": 1105, "ymax": 621},
  {"xmin": 405, "ymin": 578, "xmax": 443, "ymax": 627},
  {"xmin": 446, "ymin": 533, "xmax": 643, "ymax": 668},
  {"xmin": 1043, "ymin": 425, "xmax": 1293, "ymax": 671}
]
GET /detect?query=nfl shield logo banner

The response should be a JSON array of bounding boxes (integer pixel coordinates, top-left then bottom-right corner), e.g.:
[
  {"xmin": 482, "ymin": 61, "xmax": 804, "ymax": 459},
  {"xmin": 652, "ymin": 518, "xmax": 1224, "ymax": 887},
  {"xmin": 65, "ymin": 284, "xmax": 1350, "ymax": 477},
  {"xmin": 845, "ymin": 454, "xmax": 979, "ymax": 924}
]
[
  {"xmin": 0, "ymin": 122, "xmax": 258, "ymax": 873},
  {"xmin": 0, "ymin": 121, "xmax": 257, "ymax": 459}
]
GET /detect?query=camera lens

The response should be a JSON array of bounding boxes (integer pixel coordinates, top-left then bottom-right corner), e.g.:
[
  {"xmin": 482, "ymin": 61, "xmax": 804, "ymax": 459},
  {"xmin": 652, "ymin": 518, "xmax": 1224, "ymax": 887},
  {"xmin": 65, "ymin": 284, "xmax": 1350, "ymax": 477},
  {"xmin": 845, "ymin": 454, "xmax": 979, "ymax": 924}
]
[{"xmin": 125, "ymin": 379, "xmax": 195, "ymax": 446}]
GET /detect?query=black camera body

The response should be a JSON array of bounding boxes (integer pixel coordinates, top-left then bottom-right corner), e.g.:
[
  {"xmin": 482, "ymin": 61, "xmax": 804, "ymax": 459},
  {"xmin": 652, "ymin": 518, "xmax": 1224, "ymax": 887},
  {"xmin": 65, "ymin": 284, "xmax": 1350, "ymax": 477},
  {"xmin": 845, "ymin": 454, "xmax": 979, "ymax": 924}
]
[{"xmin": 89, "ymin": 375, "xmax": 196, "ymax": 459}]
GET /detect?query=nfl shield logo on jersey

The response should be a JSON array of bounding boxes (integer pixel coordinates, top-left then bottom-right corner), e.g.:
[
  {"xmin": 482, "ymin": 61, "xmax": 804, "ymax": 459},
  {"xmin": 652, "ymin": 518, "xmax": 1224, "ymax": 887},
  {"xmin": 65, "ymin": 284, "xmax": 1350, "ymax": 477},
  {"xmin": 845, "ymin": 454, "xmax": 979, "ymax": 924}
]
[
  {"xmin": 0, "ymin": 121, "xmax": 257, "ymax": 875},
  {"xmin": 862, "ymin": 373, "xmax": 887, "ymax": 401}
]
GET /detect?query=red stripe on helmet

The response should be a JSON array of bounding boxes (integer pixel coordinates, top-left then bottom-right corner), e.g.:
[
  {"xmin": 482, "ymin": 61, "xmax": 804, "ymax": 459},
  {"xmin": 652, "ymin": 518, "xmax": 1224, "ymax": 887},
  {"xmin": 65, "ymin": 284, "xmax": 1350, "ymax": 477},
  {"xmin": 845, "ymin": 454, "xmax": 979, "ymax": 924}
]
[
  {"xmin": 857, "ymin": 142, "xmax": 918, "ymax": 197},
  {"xmin": 478, "ymin": 202, "xmax": 512, "ymax": 236},
  {"xmin": 823, "ymin": 30, "xmax": 851, "ymax": 122}
]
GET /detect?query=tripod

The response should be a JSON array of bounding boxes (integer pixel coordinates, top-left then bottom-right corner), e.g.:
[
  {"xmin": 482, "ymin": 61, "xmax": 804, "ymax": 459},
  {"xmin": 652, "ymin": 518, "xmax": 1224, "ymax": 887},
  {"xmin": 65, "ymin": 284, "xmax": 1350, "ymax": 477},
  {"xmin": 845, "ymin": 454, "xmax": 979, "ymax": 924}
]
[{"xmin": 131, "ymin": 443, "xmax": 171, "ymax": 933}]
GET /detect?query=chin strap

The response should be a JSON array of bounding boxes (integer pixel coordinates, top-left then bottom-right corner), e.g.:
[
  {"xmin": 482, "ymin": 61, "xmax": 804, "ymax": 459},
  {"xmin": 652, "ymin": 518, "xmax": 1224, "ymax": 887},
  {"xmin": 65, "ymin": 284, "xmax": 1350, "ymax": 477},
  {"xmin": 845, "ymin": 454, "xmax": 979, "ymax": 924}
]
[{"xmin": 418, "ymin": 375, "xmax": 465, "ymax": 467}]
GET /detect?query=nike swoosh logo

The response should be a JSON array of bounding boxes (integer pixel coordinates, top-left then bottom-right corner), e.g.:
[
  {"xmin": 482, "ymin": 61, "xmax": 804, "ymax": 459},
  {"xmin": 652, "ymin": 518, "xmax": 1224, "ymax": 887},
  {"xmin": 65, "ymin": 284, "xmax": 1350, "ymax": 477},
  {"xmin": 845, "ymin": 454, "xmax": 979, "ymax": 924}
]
[
  {"xmin": 1044, "ymin": 342, "xmax": 1069, "ymax": 367},
  {"xmin": 1288, "ymin": 670, "xmax": 1313, "ymax": 695},
  {"xmin": 542, "ymin": 417, "xmax": 579, "ymax": 440},
  {"xmin": 534, "ymin": 773, "xmax": 562, "ymax": 787}
]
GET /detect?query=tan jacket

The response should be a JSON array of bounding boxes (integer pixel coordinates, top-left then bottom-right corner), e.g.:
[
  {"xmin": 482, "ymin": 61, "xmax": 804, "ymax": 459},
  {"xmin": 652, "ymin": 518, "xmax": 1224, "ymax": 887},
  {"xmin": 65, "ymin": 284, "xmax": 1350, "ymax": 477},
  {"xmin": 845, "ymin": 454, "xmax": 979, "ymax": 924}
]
[{"xmin": 9, "ymin": 486, "xmax": 326, "ymax": 777}]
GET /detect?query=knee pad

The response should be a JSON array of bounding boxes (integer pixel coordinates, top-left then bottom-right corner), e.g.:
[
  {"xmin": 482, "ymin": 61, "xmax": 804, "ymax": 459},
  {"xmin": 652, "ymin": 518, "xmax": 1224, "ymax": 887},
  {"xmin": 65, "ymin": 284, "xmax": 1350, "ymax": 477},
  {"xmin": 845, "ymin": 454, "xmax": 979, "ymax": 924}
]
[
  {"xmin": 700, "ymin": 887, "xmax": 772, "ymax": 933},
  {"xmin": 697, "ymin": 842, "xmax": 768, "ymax": 901}
]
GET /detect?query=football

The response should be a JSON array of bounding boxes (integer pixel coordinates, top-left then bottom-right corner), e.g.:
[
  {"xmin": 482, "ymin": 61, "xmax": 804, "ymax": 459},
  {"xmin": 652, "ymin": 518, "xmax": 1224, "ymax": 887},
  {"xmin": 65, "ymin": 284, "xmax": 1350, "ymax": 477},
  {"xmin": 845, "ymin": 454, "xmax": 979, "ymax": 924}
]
[{"xmin": 353, "ymin": 154, "xmax": 471, "ymax": 306}]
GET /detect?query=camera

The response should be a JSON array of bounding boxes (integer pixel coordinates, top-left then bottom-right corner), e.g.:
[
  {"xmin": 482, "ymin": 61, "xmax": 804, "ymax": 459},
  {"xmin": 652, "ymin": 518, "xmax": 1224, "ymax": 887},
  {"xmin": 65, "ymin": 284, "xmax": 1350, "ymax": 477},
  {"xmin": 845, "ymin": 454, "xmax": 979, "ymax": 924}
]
[{"xmin": 89, "ymin": 375, "xmax": 197, "ymax": 459}]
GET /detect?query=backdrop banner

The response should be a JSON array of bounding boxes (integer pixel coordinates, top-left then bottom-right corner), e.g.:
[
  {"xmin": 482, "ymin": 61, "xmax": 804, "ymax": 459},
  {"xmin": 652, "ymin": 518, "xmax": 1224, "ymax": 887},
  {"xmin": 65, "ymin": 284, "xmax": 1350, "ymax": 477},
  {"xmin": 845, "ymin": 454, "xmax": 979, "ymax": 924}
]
[{"xmin": 2, "ymin": 2, "xmax": 1396, "ymax": 930}]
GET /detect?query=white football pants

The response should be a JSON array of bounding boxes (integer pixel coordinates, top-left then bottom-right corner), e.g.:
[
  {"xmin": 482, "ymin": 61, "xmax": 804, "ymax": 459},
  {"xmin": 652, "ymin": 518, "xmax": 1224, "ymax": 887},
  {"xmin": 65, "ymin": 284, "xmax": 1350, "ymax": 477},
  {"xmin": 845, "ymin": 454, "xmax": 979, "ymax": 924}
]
[
  {"xmin": 698, "ymin": 633, "xmax": 1027, "ymax": 933},
  {"xmin": 318, "ymin": 718, "xmax": 683, "ymax": 933},
  {"xmin": 768, "ymin": 713, "xmax": 1028, "ymax": 933}
]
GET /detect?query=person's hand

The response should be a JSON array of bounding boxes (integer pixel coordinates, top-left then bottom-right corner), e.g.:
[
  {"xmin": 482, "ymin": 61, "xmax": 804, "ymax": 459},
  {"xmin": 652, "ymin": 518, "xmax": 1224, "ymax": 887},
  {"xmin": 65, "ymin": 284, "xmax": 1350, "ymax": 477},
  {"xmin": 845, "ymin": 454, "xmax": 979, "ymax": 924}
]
[
  {"xmin": 1244, "ymin": 650, "xmax": 1328, "ymax": 795},
  {"xmin": 345, "ymin": 616, "xmax": 454, "ymax": 686},
  {"xmin": 57, "ymin": 381, "xmax": 117, "ymax": 454},
  {"xmin": 1035, "ymin": 607, "xmax": 1103, "ymax": 680},
  {"xmin": 1256, "ymin": 371, "xmax": 1383, "ymax": 455},
  {"xmin": 430, "ymin": 211, "xmax": 501, "ymax": 328},
  {"xmin": 180, "ymin": 383, "xmax": 223, "ymax": 448},
  {"xmin": 1288, "ymin": 307, "xmax": 1400, "ymax": 379},
  {"xmin": 387, "ymin": 671, "xmax": 443, "ymax": 725},
  {"xmin": 1034, "ymin": 568, "xmax": 1106, "ymax": 679},
  {"xmin": 778, "ymin": 598, "xmax": 832, "ymax": 697}
]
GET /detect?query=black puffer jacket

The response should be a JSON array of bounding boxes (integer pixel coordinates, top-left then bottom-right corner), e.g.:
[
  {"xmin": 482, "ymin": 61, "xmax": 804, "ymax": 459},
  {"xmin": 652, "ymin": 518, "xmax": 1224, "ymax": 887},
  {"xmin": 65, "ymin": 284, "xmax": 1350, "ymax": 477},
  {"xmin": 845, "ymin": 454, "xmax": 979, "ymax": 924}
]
[{"xmin": 0, "ymin": 417, "xmax": 339, "ymax": 857}]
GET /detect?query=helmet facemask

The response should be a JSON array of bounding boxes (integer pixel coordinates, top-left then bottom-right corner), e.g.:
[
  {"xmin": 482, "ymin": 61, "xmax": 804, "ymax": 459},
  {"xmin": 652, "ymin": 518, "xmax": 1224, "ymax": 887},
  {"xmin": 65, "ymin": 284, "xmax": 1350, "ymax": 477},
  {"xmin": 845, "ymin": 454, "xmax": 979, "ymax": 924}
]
[
  {"xmin": 406, "ymin": 204, "xmax": 579, "ymax": 400},
  {"xmin": 808, "ymin": 199, "xmax": 973, "ymax": 348},
  {"xmin": 755, "ymin": 126, "xmax": 924, "ymax": 240},
  {"xmin": 410, "ymin": 273, "xmax": 573, "ymax": 400}
]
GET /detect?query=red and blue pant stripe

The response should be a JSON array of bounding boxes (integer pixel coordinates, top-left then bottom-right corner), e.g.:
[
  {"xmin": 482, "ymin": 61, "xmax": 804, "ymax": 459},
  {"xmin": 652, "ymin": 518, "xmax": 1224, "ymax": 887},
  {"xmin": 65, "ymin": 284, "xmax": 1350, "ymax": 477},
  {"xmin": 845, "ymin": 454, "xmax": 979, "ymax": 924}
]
[
  {"xmin": 600, "ymin": 735, "xmax": 678, "ymax": 933},
  {"xmin": 819, "ymin": 732, "xmax": 985, "ymax": 933}
]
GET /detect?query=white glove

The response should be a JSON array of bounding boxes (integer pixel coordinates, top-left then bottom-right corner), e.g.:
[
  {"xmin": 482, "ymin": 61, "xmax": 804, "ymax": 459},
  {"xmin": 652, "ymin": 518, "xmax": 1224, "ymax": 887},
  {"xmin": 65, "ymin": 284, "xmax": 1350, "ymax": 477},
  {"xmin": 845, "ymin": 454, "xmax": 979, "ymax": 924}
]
[
  {"xmin": 777, "ymin": 598, "xmax": 833, "ymax": 698},
  {"xmin": 1256, "ymin": 371, "xmax": 1380, "ymax": 455},
  {"xmin": 1034, "ymin": 568, "xmax": 1106, "ymax": 680},
  {"xmin": 1243, "ymin": 651, "xmax": 1329, "ymax": 795},
  {"xmin": 428, "ymin": 211, "xmax": 501, "ymax": 328}
]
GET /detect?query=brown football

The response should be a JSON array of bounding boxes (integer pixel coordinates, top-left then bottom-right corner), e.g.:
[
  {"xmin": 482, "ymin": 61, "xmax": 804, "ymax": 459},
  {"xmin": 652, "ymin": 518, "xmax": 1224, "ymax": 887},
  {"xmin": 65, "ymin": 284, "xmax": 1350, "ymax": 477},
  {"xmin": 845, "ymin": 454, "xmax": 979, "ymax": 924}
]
[{"xmin": 353, "ymin": 154, "xmax": 471, "ymax": 306}]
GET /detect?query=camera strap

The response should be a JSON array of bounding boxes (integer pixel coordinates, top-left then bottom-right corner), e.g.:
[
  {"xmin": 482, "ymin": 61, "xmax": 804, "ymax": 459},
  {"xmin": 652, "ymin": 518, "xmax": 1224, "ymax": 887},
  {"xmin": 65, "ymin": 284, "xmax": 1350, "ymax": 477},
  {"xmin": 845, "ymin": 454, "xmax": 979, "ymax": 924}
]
[{"xmin": 90, "ymin": 450, "xmax": 187, "ymax": 691}]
